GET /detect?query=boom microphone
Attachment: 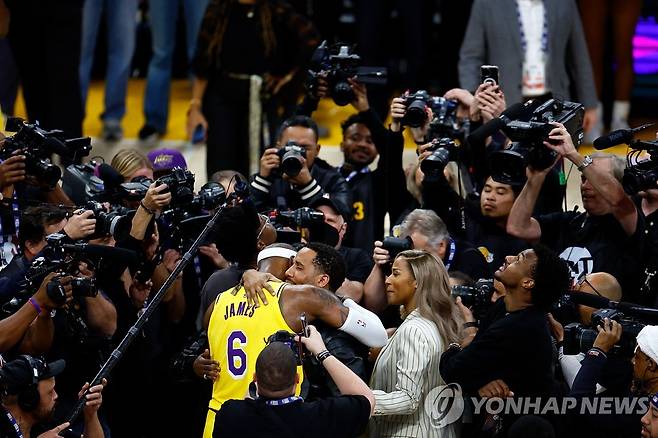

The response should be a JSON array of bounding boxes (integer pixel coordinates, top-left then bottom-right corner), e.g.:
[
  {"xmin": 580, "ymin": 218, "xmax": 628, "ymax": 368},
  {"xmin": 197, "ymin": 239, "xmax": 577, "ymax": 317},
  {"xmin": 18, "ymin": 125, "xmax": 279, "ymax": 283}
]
[
  {"xmin": 97, "ymin": 163, "xmax": 124, "ymax": 190},
  {"xmin": 467, "ymin": 100, "xmax": 537, "ymax": 145},
  {"xmin": 568, "ymin": 291, "xmax": 610, "ymax": 308},
  {"xmin": 592, "ymin": 123, "xmax": 654, "ymax": 150}
]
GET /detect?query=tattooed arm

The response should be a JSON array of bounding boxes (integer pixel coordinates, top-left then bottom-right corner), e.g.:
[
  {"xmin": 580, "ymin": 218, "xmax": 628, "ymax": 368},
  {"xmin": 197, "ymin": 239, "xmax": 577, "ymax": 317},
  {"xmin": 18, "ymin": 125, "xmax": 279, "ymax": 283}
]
[{"xmin": 281, "ymin": 285, "xmax": 388, "ymax": 347}]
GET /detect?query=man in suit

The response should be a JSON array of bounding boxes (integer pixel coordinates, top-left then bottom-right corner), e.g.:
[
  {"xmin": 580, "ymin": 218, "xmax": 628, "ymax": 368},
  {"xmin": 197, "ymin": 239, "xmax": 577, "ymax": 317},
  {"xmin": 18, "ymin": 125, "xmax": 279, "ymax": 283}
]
[{"xmin": 459, "ymin": 0, "xmax": 598, "ymax": 133}]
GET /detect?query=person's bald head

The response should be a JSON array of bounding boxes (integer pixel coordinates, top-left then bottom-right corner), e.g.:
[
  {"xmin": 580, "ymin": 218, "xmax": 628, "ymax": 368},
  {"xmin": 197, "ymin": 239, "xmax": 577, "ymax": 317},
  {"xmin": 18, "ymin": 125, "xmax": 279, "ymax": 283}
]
[{"xmin": 575, "ymin": 272, "xmax": 622, "ymax": 325}]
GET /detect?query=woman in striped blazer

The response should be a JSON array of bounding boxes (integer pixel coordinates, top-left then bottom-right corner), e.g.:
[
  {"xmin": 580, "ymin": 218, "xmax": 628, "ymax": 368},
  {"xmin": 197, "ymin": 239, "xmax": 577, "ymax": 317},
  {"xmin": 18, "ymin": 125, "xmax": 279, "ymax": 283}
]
[{"xmin": 369, "ymin": 250, "xmax": 463, "ymax": 437}]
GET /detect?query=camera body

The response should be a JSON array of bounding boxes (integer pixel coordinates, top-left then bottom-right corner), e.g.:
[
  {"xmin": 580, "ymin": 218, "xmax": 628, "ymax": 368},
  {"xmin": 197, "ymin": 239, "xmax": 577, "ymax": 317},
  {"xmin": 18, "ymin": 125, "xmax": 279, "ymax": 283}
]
[
  {"xmin": 276, "ymin": 142, "xmax": 307, "ymax": 177},
  {"xmin": 451, "ymin": 279, "xmax": 495, "ymax": 320},
  {"xmin": 381, "ymin": 236, "xmax": 414, "ymax": 260},
  {"xmin": 563, "ymin": 308, "xmax": 644, "ymax": 357},
  {"xmin": 308, "ymin": 41, "xmax": 387, "ymax": 106},
  {"xmin": 617, "ymin": 140, "xmax": 658, "ymax": 195},
  {"xmin": 190, "ymin": 182, "xmax": 227, "ymax": 212},
  {"xmin": 155, "ymin": 167, "xmax": 195, "ymax": 205},
  {"xmin": 400, "ymin": 90, "xmax": 459, "ymax": 136},
  {"xmin": 420, "ymin": 138, "xmax": 458, "ymax": 180},
  {"xmin": 2, "ymin": 117, "xmax": 91, "ymax": 188},
  {"xmin": 85, "ymin": 201, "xmax": 131, "ymax": 239},
  {"xmin": 491, "ymin": 99, "xmax": 584, "ymax": 185},
  {"xmin": 267, "ymin": 330, "xmax": 305, "ymax": 365}
]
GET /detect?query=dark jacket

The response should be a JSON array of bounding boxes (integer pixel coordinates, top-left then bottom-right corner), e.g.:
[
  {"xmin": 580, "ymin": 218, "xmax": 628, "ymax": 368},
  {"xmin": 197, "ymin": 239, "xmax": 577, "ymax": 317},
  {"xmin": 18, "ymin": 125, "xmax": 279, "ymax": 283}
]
[{"xmin": 250, "ymin": 157, "xmax": 353, "ymax": 219}]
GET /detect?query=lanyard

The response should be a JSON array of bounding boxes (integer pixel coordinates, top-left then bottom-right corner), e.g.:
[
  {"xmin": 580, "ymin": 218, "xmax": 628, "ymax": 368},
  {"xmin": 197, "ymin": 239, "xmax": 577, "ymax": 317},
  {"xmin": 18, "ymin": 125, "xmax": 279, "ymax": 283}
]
[
  {"xmin": 5, "ymin": 410, "xmax": 24, "ymax": 438},
  {"xmin": 0, "ymin": 194, "xmax": 20, "ymax": 243},
  {"xmin": 515, "ymin": 0, "xmax": 549, "ymax": 55},
  {"xmin": 444, "ymin": 238, "xmax": 456, "ymax": 271},
  {"xmin": 263, "ymin": 396, "xmax": 303, "ymax": 406},
  {"xmin": 338, "ymin": 165, "xmax": 370, "ymax": 183}
]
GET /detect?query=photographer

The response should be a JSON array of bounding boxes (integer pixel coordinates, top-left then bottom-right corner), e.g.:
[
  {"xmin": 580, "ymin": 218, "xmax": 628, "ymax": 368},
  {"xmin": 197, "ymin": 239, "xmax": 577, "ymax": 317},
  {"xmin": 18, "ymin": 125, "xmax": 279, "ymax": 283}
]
[
  {"xmin": 440, "ymin": 246, "xmax": 571, "ymax": 398},
  {"xmin": 364, "ymin": 209, "xmax": 490, "ymax": 314},
  {"xmin": 0, "ymin": 273, "xmax": 71, "ymax": 355},
  {"xmin": 250, "ymin": 115, "xmax": 352, "ymax": 220},
  {"xmin": 564, "ymin": 323, "xmax": 658, "ymax": 437},
  {"xmin": 212, "ymin": 326, "xmax": 373, "ymax": 437},
  {"xmin": 506, "ymin": 123, "xmax": 645, "ymax": 301},
  {"xmin": 296, "ymin": 78, "xmax": 411, "ymax": 253},
  {"xmin": 0, "ymin": 356, "xmax": 106, "ymax": 438}
]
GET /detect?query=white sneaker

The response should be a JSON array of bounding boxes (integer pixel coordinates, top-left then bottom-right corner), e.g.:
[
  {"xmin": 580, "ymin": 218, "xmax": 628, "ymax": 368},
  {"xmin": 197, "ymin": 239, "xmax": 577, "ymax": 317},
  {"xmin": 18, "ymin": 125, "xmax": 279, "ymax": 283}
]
[{"xmin": 610, "ymin": 118, "xmax": 630, "ymax": 131}]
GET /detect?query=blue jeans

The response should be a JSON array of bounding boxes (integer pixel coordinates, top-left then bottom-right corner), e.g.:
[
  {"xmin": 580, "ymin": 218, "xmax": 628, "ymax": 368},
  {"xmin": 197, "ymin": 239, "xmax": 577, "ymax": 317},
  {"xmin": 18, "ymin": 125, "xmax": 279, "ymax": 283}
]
[
  {"xmin": 143, "ymin": 0, "xmax": 209, "ymax": 132},
  {"xmin": 79, "ymin": 0, "xmax": 138, "ymax": 123}
]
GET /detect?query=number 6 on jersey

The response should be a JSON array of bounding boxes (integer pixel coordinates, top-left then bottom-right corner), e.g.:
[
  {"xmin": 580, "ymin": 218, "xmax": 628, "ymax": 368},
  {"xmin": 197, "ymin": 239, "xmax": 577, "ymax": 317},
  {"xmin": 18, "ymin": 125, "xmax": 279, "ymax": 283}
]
[{"xmin": 227, "ymin": 330, "xmax": 247, "ymax": 378}]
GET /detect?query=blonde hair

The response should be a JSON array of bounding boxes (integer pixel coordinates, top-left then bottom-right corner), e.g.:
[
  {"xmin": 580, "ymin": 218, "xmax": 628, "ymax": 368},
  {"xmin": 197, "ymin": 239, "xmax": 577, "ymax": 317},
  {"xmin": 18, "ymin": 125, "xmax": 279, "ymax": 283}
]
[
  {"xmin": 111, "ymin": 149, "xmax": 153, "ymax": 181},
  {"xmin": 396, "ymin": 249, "xmax": 463, "ymax": 346}
]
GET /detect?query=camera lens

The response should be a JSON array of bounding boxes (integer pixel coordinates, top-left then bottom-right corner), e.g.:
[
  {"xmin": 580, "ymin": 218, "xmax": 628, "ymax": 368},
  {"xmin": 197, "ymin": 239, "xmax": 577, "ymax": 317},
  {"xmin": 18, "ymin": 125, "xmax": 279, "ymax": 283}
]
[
  {"xmin": 281, "ymin": 151, "xmax": 304, "ymax": 177},
  {"xmin": 332, "ymin": 81, "xmax": 354, "ymax": 106},
  {"xmin": 31, "ymin": 159, "xmax": 62, "ymax": 188},
  {"xmin": 404, "ymin": 100, "xmax": 428, "ymax": 128},
  {"xmin": 420, "ymin": 148, "xmax": 451, "ymax": 178}
]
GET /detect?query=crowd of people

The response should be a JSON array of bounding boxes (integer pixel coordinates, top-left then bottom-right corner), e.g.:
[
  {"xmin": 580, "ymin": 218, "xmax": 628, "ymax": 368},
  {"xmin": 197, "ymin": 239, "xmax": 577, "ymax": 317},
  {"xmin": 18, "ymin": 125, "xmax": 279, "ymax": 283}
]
[{"xmin": 0, "ymin": 0, "xmax": 658, "ymax": 438}]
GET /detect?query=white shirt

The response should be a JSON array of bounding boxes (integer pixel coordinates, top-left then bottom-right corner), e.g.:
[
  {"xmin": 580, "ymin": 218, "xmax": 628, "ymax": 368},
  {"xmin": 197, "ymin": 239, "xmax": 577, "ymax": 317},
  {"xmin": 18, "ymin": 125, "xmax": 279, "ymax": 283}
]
[{"xmin": 517, "ymin": 0, "xmax": 549, "ymax": 96}]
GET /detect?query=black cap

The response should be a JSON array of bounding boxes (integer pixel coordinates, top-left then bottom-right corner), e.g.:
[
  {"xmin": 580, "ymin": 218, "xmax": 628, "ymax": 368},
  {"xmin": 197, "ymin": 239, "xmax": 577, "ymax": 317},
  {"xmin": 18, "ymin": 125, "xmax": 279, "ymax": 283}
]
[
  {"xmin": 310, "ymin": 195, "xmax": 343, "ymax": 219},
  {"xmin": 0, "ymin": 356, "xmax": 65, "ymax": 395}
]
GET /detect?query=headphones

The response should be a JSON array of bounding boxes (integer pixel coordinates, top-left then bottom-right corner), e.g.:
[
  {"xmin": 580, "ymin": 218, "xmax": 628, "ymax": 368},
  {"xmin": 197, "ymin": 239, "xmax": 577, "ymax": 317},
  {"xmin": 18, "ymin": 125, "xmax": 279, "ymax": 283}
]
[{"xmin": 0, "ymin": 356, "xmax": 46, "ymax": 412}]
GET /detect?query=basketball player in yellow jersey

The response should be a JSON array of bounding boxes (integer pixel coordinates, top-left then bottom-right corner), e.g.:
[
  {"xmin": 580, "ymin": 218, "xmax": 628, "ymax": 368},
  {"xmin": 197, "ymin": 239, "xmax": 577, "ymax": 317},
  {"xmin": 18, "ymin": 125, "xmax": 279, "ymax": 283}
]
[{"xmin": 203, "ymin": 245, "xmax": 388, "ymax": 438}]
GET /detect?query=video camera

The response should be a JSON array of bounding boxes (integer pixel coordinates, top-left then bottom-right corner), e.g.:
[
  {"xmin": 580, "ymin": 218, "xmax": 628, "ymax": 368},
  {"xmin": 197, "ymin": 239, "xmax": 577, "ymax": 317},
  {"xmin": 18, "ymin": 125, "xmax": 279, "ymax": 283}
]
[
  {"xmin": 619, "ymin": 140, "xmax": 658, "ymax": 195},
  {"xmin": 276, "ymin": 141, "xmax": 307, "ymax": 177},
  {"xmin": 563, "ymin": 308, "xmax": 645, "ymax": 357},
  {"xmin": 1, "ymin": 117, "xmax": 92, "ymax": 188},
  {"xmin": 63, "ymin": 161, "xmax": 153, "ymax": 205},
  {"xmin": 490, "ymin": 99, "xmax": 584, "ymax": 185},
  {"xmin": 451, "ymin": 279, "xmax": 495, "ymax": 321},
  {"xmin": 269, "ymin": 207, "xmax": 324, "ymax": 229},
  {"xmin": 308, "ymin": 41, "xmax": 387, "ymax": 106},
  {"xmin": 84, "ymin": 201, "xmax": 133, "ymax": 240},
  {"xmin": 381, "ymin": 236, "xmax": 413, "ymax": 260}
]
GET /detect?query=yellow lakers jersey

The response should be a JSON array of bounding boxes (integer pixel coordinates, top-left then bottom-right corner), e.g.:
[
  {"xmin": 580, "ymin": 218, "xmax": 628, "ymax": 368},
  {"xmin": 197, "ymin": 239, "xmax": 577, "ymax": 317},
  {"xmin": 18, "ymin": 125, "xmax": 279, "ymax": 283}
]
[{"xmin": 203, "ymin": 281, "xmax": 303, "ymax": 438}]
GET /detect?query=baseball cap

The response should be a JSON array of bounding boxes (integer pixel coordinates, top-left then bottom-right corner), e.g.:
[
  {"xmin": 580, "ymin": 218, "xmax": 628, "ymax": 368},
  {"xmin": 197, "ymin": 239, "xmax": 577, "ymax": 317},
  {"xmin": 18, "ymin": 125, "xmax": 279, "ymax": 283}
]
[
  {"xmin": 0, "ymin": 356, "xmax": 65, "ymax": 395},
  {"xmin": 310, "ymin": 194, "xmax": 343, "ymax": 218},
  {"xmin": 147, "ymin": 148, "xmax": 187, "ymax": 173}
]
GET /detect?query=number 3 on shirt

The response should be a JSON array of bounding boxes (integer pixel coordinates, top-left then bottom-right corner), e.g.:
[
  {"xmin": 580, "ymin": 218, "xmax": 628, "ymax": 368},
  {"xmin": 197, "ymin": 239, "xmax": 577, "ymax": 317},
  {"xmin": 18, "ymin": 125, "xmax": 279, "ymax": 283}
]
[
  {"xmin": 353, "ymin": 201, "xmax": 365, "ymax": 221},
  {"xmin": 227, "ymin": 330, "xmax": 247, "ymax": 378}
]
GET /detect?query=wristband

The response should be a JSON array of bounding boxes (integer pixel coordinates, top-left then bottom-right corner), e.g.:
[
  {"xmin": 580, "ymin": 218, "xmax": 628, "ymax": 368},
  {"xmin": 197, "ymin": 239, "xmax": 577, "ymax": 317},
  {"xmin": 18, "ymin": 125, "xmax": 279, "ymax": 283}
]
[
  {"xmin": 463, "ymin": 321, "xmax": 478, "ymax": 329},
  {"xmin": 316, "ymin": 350, "xmax": 332, "ymax": 363},
  {"xmin": 448, "ymin": 342, "xmax": 462, "ymax": 351},
  {"xmin": 139, "ymin": 200, "xmax": 156, "ymax": 215},
  {"xmin": 29, "ymin": 298, "xmax": 42, "ymax": 315}
]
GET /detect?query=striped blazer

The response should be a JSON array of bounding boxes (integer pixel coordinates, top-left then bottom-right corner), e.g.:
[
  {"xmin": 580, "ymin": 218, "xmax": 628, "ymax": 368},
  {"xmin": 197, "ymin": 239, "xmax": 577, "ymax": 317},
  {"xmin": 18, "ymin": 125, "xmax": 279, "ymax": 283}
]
[{"xmin": 369, "ymin": 310, "xmax": 460, "ymax": 438}]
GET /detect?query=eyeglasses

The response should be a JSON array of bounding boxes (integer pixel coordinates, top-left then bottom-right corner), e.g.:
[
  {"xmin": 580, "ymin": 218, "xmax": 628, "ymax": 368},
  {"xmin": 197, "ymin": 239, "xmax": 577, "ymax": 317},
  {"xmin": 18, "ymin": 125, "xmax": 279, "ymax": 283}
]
[
  {"xmin": 256, "ymin": 214, "xmax": 270, "ymax": 241},
  {"xmin": 575, "ymin": 274, "xmax": 603, "ymax": 297}
]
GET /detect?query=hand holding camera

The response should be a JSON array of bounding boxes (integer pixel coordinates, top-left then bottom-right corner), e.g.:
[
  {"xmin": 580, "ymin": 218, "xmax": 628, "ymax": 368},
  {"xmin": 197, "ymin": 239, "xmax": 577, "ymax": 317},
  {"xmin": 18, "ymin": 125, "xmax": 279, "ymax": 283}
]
[
  {"xmin": 63, "ymin": 209, "xmax": 96, "ymax": 240},
  {"xmin": 142, "ymin": 182, "xmax": 172, "ymax": 213},
  {"xmin": 348, "ymin": 78, "xmax": 369, "ymax": 112},
  {"xmin": 372, "ymin": 240, "xmax": 391, "ymax": 266},
  {"xmin": 259, "ymin": 148, "xmax": 280, "ymax": 178},
  {"xmin": 543, "ymin": 121, "xmax": 578, "ymax": 159},
  {"xmin": 34, "ymin": 273, "xmax": 73, "ymax": 311},
  {"xmin": 0, "ymin": 154, "xmax": 26, "ymax": 189},
  {"xmin": 295, "ymin": 324, "xmax": 326, "ymax": 356},
  {"xmin": 593, "ymin": 318, "xmax": 623, "ymax": 353},
  {"xmin": 389, "ymin": 97, "xmax": 407, "ymax": 133}
]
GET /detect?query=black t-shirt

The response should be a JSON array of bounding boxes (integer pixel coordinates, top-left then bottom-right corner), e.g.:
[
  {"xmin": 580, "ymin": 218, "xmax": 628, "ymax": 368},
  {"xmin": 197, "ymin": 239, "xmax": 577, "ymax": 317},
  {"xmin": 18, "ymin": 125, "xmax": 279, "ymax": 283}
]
[
  {"xmin": 338, "ymin": 246, "xmax": 373, "ymax": 284},
  {"xmin": 635, "ymin": 198, "xmax": 658, "ymax": 307},
  {"xmin": 448, "ymin": 237, "xmax": 492, "ymax": 280},
  {"xmin": 537, "ymin": 210, "xmax": 645, "ymax": 302},
  {"xmin": 440, "ymin": 300, "xmax": 555, "ymax": 396},
  {"xmin": 213, "ymin": 395, "xmax": 371, "ymax": 438}
]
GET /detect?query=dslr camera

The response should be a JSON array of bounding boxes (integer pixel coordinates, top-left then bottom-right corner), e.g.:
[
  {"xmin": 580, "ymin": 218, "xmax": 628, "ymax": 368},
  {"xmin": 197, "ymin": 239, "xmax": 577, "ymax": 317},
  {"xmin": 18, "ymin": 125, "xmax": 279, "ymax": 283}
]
[
  {"xmin": 490, "ymin": 99, "xmax": 584, "ymax": 185},
  {"xmin": 276, "ymin": 141, "xmax": 307, "ymax": 177},
  {"xmin": 308, "ymin": 41, "xmax": 387, "ymax": 106},
  {"xmin": 563, "ymin": 308, "xmax": 645, "ymax": 357},
  {"xmin": 381, "ymin": 236, "xmax": 413, "ymax": 260},
  {"xmin": 84, "ymin": 201, "xmax": 132, "ymax": 240},
  {"xmin": 155, "ymin": 167, "xmax": 195, "ymax": 205},
  {"xmin": 420, "ymin": 138, "xmax": 458, "ymax": 181},
  {"xmin": 451, "ymin": 279, "xmax": 495, "ymax": 321},
  {"xmin": 401, "ymin": 90, "xmax": 459, "ymax": 136},
  {"xmin": 1, "ymin": 117, "xmax": 92, "ymax": 188}
]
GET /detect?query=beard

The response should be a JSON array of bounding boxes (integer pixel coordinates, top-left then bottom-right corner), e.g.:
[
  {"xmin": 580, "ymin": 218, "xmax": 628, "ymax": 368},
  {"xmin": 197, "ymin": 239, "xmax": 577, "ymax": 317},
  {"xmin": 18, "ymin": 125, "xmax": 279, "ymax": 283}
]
[{"xmin": 34, "ymin": 403, "xmax": 56, "ymax": 424}]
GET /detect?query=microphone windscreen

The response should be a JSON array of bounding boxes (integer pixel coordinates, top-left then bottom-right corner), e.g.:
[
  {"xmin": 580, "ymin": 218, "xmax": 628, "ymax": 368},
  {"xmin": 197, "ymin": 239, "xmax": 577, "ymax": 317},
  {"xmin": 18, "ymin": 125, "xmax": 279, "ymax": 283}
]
[
  {"xmin": 593, "ymin": 129, "xmax": 633, "ymax": 150},
  {"xmin": 97, "ymin": 163, "xmax": 124, "ymax": 189}
]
